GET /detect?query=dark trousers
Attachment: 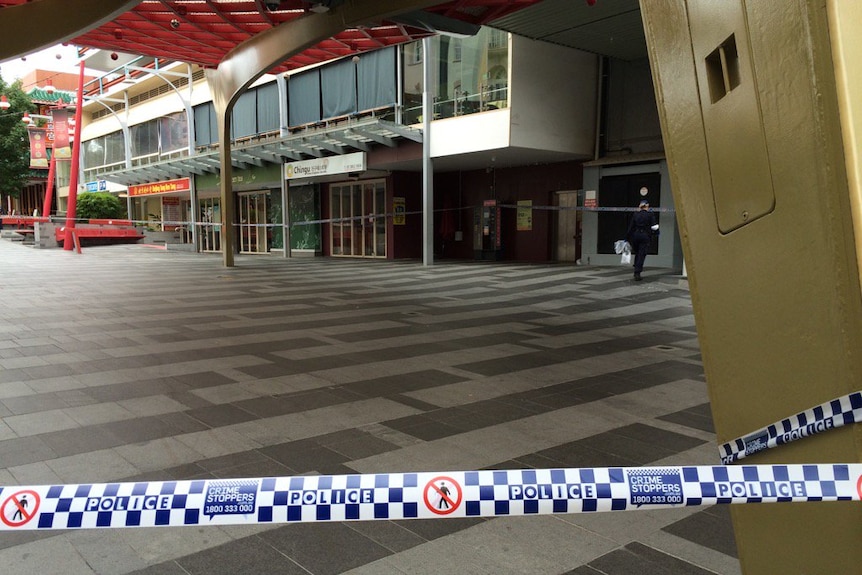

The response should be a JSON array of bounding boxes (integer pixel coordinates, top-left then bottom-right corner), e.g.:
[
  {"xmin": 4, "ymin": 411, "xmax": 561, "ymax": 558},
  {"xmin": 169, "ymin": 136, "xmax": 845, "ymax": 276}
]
[{"xmin": 631, "ymin": 232, "xmax": 650, "ymax": 273}]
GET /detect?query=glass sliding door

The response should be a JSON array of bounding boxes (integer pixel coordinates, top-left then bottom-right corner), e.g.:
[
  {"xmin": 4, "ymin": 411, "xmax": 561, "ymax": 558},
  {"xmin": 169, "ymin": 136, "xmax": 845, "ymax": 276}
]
[
  {"xmin": 238, "ymin": 191, "xmax": 269, "ymax": 254},
  {"xmin": 330, "ymin": 180, "xmax": 386, "ymax": 258},
  {"xmin": 198, "ymin": 197, "xmax": 221, "ymax": 253}
]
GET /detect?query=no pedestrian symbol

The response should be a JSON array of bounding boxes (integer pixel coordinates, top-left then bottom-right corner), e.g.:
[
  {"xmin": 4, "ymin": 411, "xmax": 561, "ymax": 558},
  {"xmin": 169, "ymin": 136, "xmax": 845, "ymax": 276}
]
[
  {"xmin": 423, "ymin": 476, "xmax": 462, "ymax": 515},
  {"xmin": 1, "ymin": 490, "xmax": 40, "ymax": 528}
]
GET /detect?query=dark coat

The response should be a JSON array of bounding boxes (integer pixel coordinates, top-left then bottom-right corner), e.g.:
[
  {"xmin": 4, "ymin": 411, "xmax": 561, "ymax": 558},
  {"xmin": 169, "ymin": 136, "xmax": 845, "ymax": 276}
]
[{"xmin": 625, "ymin": 209, "xmax": 655, "ymax": 243}]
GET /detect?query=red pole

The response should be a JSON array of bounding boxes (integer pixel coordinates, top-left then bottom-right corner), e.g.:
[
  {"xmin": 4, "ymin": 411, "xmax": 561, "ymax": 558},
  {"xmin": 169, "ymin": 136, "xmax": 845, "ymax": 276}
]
[
  {"xmin": 43, "ymin": 151, "xmax": 56, "ymax": 218},
  {"xmin": 64, "ymin": 61, "xmax": 86, "ymax": 250}
]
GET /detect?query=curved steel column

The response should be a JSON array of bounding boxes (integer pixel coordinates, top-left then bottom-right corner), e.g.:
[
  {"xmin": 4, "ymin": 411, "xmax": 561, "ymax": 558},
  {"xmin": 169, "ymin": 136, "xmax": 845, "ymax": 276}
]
[
  {"xmin": 0, "ymin": 0, "xmax": 139, "ymax": 61},
  {"xmin": 206, "ymin": 0, "xmax": 440, "ymax": 267}
]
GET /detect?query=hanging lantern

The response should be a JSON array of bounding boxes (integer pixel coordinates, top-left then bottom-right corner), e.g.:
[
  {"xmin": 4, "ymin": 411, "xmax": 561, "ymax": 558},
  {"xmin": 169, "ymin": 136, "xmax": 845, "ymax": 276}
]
[
  {"xmin": 44, "ymin": 79, "xmax": 55, "ymax": 94},
  {"xmin": 21, "ymin": 112, "xmax": 32, "ymax": 124},
  {"xmin": 0, "ymin": 95, "xmax": 10, "ymax": 110}
]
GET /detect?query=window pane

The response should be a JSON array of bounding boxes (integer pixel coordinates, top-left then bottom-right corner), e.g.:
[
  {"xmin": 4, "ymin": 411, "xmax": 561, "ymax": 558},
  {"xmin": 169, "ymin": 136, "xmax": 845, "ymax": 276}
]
[
  {"xmin": 321, "ymin": 58, "xmax": 355, "ymax": 119},
  {"xmin": 105, "ymin": 131, "xmax": 126, "ymax": 165},
  {"xmin": 288, "ymin": 69, "xmax": 321, "ymax": 126},
  {"xmin": 131, "ymin": 120, "xmax": 158, "ymax": 158},
  {"xmin": 257, "ymin": 82, "xmax": 280, "ymax": 134},
  {"xmin": 358, "ymin": 47, "xmax": 396, "ymax": 111},
  {"xmin": 83, "ymin": 136, "xmax": 106, "ymax": 169},
  {"xmin": 434, "ymin": 26, "xmax": 510, "ymax": 119},
  {"xmin": 194, "ymin": 103, "xmax": 213, "ymax": 146},
  {"xmin": 232, "ymin": 90, "xmax": 257, "ymax": 139},
  {"xmin": 160, "ymin": 112, "xmax": 188, "ymax": 153}
]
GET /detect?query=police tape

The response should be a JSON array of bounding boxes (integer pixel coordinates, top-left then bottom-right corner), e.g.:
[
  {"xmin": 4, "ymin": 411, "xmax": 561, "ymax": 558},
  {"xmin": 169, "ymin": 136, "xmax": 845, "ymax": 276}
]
[
  {"xmin": 18, "ymin": 203, "xmax": 672, "ymax": 232},
  {"xmin": 0, "ymin": 464, "xmax": 859, "ymax": 531},
  {"xmin": 718, "ymin": 391, "xmax": 862, "ymax": 464}
]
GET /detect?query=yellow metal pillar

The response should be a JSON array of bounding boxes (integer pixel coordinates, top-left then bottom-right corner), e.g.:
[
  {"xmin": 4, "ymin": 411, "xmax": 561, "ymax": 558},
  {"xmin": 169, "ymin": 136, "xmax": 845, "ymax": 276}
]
[
  {"xmin": 640, "ymin": 1, "xmax": 862, "ymax": 573},
  {"xmin": 206, "ymin": 0, "xmax": 440, "ymax": 267}
]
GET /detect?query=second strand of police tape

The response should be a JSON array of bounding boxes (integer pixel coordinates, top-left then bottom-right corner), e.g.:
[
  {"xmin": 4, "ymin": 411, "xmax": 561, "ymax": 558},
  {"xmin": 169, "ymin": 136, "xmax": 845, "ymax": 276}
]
[{"xmin": 1, "ymin": 464, "xmax": 859, "ymax": 531}]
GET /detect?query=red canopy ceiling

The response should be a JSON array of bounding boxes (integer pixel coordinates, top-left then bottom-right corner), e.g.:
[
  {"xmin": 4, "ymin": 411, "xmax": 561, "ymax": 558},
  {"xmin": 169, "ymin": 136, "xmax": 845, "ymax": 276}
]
[{"xmin": 0, "ymin": 1, "xmax": 540, "ymax": 74}]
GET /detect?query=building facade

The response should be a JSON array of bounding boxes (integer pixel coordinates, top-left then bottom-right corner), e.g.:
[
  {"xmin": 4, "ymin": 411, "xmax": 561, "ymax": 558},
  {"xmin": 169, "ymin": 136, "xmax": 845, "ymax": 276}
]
[{"xmin": 75, "ymin": 28, "xmax": 680, "ymax": 270}]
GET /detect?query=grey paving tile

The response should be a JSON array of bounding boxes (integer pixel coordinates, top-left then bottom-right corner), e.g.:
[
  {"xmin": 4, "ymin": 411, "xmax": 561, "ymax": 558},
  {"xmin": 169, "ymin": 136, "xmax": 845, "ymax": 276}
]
[
  {"xmin": 230, "ymin": 395, "xmax": 305, "ymax": 418},
  {"xmin": 0, "ymin": 529, "xmax": 58, "ymax": 552},
  {"xmin": 39, "ymin": 426, "xmax": 124, "ymax": 457},
  {"xmin": 566, "ymin": 566, "xmax": 604, "ymax": 574},
  {"xmin": 317, "ymin": 431, "xmax": 400, "ymax": 460},
  {"xmin": 572, "ymin": 425, "xmax": 704, "ymax": 466},
  {"xmin": 21, "ymin": 363, "xmax": 87, "ymax": 380},
  {"xmin": 533, "ymin": 442, "xmax": 640, "ymax": 469},
  {"xmin": 460, "ymin": 398, "xmax": 541, "ymax": 422},
  {"xmin": 385, "ymin": 393, "xmax": 439, "ymax": 411},
  {"xmin": 1, "ymin": 394, "xmax": 68, "ymax": 415},
  {"xmin": 212, "ymin": 458, "xmax": 294, "ymax": 479},
  {"xmin": 394, "ymin": 517, "xmax": 487, "ymax": 542},
  {"xmin": 13, "ymin": 344, "xmax": 66, "ymax": 357},
  {"xmin": 87, "ymin": 377, "xmax": 189, "ymax": 402},
  {"xmin": 258, "ymin": 440, "xmax": 349, "ymax": 473},
  {"xmin": 238, "ymin": 354, "xmax": 357, "ymax": 378},
  {"xmin": 608, "ymin": 423, "xmax": 707, "ymax": 456},
  {"xmin": 662, "ymin": 506, "xmax": 738, "ymax": 559},
  {"xmin": 196, "ymin": 449, "xmax": 272, "ymax": 473},
  {"xmin": 98, "ymin": 415, "xmax": 186, "ymax": 444},
  {"xmin": 174, "ymin": 536, "xmax": 308, "ymax": 575},
  {"xmin": 0, "ymin": 435, "xmax": 59, "ymax": 469},
  {"xmin": 342, "ymin": 369, "xmax": 468, "ymax": 397},
  {"xmin": 579, "ymin": 541, "xmax": 718, "ymax": 575},
  {"xmin": 128, "ymin": 561, "xmax": 190, "ymax": 575},
  {"xmin": 453, "ymin": 349, "xmax": 564, "ymax": 377},
  {"xmin": 165, "ymin": 390, "xmax": 214, "ymax": 409},
  {"xmin": 258, "ymin": 523, "xmax": 393, "ymax": 575},
  {"xmin": 46, "ymin": 448, "xmax": 141, "ymax": 483},
  {"xmin": 346, "ymin": 521, "xmax": 428, "ymax": 553},
  {"xmin": 171, "ymin": 371, "xmax": 239, "ymax": 389},
  {"xmin": 659, "ymin": 403, "xmax": 715, "ymax": 434},
  {"xmin": 54, "ymin": 389, "xmax": 99, "ymax": 408},
  {"xmin": 4, "ymin": 408, "xmax": 83, "ymax": 437},
  {"xmin": 184, "ymin": 404, "xmax": 259, "ymax": 428},
  {"xmin": 154, "ymin": 411, "xmax": 211, "ymax": 434},
  {"xmin": 422, "ymin": 406, "xmax": 504, "ymax": 432},
  {"xmin": 381, "ymin": 414, "xmax": 463, "ymax": 441},
  {"xmin": 155, "ymin": 462, "xmax": 209, "ymax": 480}
]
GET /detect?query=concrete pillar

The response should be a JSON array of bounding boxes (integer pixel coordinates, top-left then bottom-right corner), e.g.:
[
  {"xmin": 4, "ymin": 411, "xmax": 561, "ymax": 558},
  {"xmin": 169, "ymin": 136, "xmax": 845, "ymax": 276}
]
[{"xmin": 640, "ymin": 1, "xmax": 862, "ymax": 573}]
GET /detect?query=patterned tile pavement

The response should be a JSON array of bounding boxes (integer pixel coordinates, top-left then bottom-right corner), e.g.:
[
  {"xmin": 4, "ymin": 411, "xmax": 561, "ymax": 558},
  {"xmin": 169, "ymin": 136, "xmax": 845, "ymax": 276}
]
[{"xmin": 0, "ymin": 239, "xmax": 740, "ymax": 575}]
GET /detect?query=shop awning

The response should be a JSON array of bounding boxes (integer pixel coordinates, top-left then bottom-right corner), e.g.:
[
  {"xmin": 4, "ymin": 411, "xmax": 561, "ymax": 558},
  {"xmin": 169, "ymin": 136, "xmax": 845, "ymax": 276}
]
[{"xmin": 96, "ymin": 116, "xmax": 421, "ymax": 186}]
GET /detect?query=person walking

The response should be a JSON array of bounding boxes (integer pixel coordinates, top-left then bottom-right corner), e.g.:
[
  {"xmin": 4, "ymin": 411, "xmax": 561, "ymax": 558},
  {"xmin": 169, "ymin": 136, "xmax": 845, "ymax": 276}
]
[{"xmin": 625, "ymin": 200, "xmax": 658, "ymax": 281}]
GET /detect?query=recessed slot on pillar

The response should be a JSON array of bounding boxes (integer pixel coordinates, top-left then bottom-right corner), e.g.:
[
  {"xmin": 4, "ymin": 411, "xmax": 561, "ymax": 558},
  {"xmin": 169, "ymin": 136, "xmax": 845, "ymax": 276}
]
[
  {"xmin": 689, "ymin": 1, "xmax": 775, "ymax": 233},
  {"xmin": 706, "ymin": 35, "xmax": 741, "ymax": 103}
]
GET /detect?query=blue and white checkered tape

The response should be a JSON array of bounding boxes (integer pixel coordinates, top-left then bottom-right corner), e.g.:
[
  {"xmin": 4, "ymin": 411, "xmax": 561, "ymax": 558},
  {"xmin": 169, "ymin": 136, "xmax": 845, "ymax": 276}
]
[
  {"xmin": 718, "ymin": 391, "xmax": 862, "ymax": 464},
  {"xmin": 0, "ymin": 464, "xmax": 860, "ymax": 530}
]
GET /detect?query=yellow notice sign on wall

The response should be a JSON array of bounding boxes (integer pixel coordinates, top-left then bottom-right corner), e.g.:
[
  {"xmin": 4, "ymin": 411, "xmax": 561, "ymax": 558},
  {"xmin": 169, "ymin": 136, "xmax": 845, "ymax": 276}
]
[
  {"xmin": 517, "ymin": 200, "xmax": 532, "ymax": 231},
  {"xmin": 393, "ymin": 197, "xmax": 406, "ymax": 225}
]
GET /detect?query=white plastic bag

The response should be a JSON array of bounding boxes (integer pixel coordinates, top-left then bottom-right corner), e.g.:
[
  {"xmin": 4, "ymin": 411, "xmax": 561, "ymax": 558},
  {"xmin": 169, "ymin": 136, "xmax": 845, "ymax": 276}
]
[
  {"xmin": 615, "ymin": 239, "xmax": 632, "ymax": 265},
  {"xmin": 613, "ymin": 239, "xmax": 631, "ymax": 255}
]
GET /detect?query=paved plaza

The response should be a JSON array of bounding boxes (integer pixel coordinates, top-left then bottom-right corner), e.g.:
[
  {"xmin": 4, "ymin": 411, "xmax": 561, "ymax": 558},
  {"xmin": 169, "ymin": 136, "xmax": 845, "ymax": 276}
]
[{"xmin": 0, "ymin": 239, "xmax": 740, "ymax": 574}]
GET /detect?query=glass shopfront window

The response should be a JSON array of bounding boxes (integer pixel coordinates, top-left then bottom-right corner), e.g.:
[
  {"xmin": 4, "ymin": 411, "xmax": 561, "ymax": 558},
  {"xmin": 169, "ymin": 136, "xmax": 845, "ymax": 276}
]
[
  {"xmin": 330, "ymin": 180, "xmax": 386, "ymax": 258},
  {"xmin": 402, "ymin": 26, "xmax": 510, "ymax": 124}
]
